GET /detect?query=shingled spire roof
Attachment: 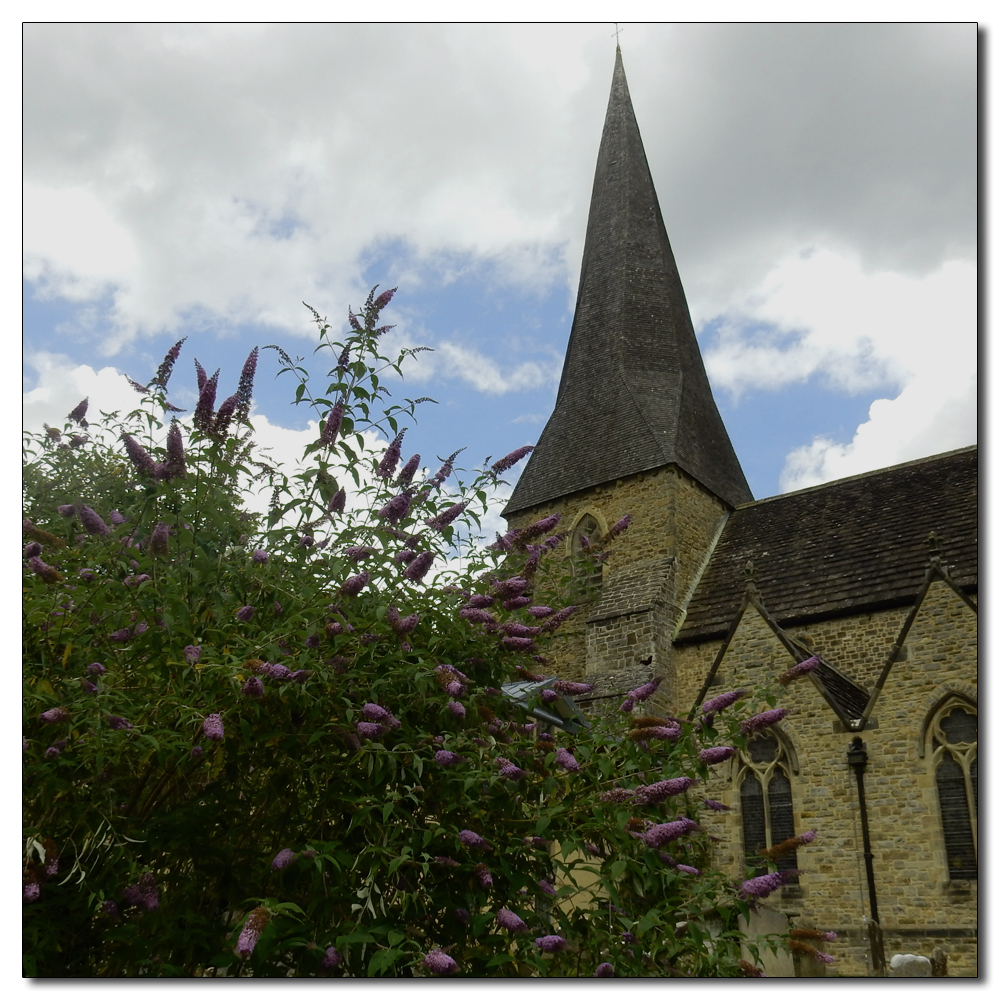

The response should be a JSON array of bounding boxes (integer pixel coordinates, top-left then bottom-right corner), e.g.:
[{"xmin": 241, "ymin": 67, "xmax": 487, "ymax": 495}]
[{"xmin": 504, "ymin": 48, "xmax": 752, "ymax": 516}]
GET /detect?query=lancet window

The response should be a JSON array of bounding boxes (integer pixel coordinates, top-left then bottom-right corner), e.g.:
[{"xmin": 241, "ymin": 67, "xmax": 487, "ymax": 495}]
[
  {"xmin": 739, "ymin": 732, "xmax": 798, "ymax": 881},
  {"xmin": 929, "ymin": 701, "xmax": 978, "ymax": 879}
]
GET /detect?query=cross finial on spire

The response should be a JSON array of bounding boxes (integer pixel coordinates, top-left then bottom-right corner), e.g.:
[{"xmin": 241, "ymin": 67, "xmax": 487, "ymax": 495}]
[{"xmin": 613, "ymin": 22, "xmax": 623, "ymax": 47}]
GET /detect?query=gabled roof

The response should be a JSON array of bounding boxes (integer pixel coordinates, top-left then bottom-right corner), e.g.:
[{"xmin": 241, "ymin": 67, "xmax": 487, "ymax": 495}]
[
  {"xmin": 504, "ymin": 49, "xmax": 752, "ymax": 516},
  {"xmin": 676, "ymin": 446, "xmax": 978, "ymax": 643}
]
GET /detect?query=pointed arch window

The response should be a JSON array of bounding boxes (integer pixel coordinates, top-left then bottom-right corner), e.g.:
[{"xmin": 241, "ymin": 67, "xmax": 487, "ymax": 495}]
[
  {"xmin": 739, "ymin": 732, "xmax": 798, "ymax": 882},
  {"xmin": 570, "ymin": 514, "xmax": 603, "ymax": 591},
  {"xmin": 929, "ymin": 702, "xmax": 977, "ymax": 879}
]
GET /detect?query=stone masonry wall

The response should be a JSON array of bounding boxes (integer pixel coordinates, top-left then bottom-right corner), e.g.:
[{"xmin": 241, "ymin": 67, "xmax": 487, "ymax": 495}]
[
  {"xmin": 505, "ymin": 463, "xmax": 728, "ymax": 700},
  {"xmin": 670, "ymin": 581, "xmax": 977, "ymax": 976}
]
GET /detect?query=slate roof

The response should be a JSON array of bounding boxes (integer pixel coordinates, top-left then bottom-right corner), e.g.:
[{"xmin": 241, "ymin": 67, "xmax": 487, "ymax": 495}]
[
  {"xmin": 503, "ymin": 49, "xmax": 752, "ymax": 517},
  {"xmin": 676, "ymin": 447, "xmax": 978, "ymax": 643}
]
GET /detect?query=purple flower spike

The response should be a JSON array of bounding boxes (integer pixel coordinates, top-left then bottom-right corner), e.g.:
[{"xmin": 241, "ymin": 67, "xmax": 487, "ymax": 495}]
[
  {"xmin": 701, "ymin": 690, "xmax": 748, "ymax": 718},
  {"xmin": 435, "ymin": 750, "xmax": 463, "ymax": 766},
  {"xmin": 44, "ymin": 746, "xmax": 61, "ymax": 759},
  {"xmin": 703, "ymin": 798, "xmax": 731, "ymax": 812},
  {"xmin": 81, "ymin": 679, "xmax": 98, "ymax": 695},
  {"xmin": 328, "ymin": 489, "xmax": 346, "ymax": 514},
  {"xmin": 242, "ymin": 676, "xmax": 264, "ymax": 698},
  {"xmin": 535, "ymin": 935, "xmax": 567, "ymax": 953},
  {"xmin": 236, "ymin": 605, "xmax": 255, "ymax": 622},
  {"xmin": 425, "ymin": 502, "xmax": 467, "ymax": 532},
  {"xmin": 377, "ymin": 429, "xmax": 407, "ymax": 479},
  {"xmin": 492, "ymin": 445, "xmax": 534, "ymax": 474},
  {"xmin": 538, "ymin": 879, "xmax": 557, "ymax": 897},
  {"xmin": 322, "ymin": 946, "xmax": 341, "ymax": 970},
  {"xmin": 397, "ymin": 453, "xmax": 421, "ymax": 485},
  {"xmin": 320, "ymin": 402, "xmax": 344, "ymax": 446},
  {"xmin": 122, "ymin": 433, "xmax": 156, "ymax": 476},
  {"xmin": 271, "ymin": 848, "xmax": 298, "ymax": 870},
  {"xmin": 619, "ymin": 697, "xmax": 636, "ymax": 713},
  {"xmin": 356, "ymin": 721, "xmax": 384, "ymax": 739},
  {"xmin": 24, "ymin": 882, "xmax": 41, "ymax": 903},
  {"xmin": 606, "ymin": 514, "xmax": 631, "ymax": 539},
  {"xmin": 741, "ymin": 708, "xmax": 788, "ymax": 735},
  {"xmin": 627, "ymin": 676, "xmax": 662, "ymax": 703},
  {"xmin": 87, "ymin": 662, "xmax": 106, "ymax": 675},
  {"xmin": 39, "ymin": 707, "xmax": 70, "ymax": 724},
  {"xmin": 740, "ymin": 871, "xmax": 787, "ymax": 900},
  {"xmin": 541, "ymin": 688, "xmax": 559, "ymax": 703},
  {"xmin": 340, "ymin": 571, "xmax": 370, "ymax": 596},
  {"xmin": 641, "ymin": 818, "xmax": 698, "ymax": 848},
  {"xmin": 28, "ymin": 557, "xmax": 61, "ymax": 583},
  {"xmin": 676, "ymin": 864, "xmax": 701, "ymax": 875},
  {"xmin": 502, "ymin": 637, "xmax": 535, "ymax": 651},
  {"xmin": 474, "ymin": 862, "xmax": 493, "ymax": 887},
  {"xmin": 184, "ymin": 645, "xmax": 202, "ymax": 665},
  {"xmin": 554, "ymin": 747, "xmax": 580, "ymax": 773},
  {"xmin": 779, "ymin": 655, "xmax": 821, "ymax": 684},
  {"xmin": 698, "ymin": 746, "xmax": 737, "ymax": 765},
  {"xmin": 423, "ymin": 949, "xmax": 458, "ymax": 975},
  {"xmin": 190, "ymin": 746, "xmax": 203, "ymax": 760},
  {"xmin": 594, "ymin": 962, "xmax": 614, "ymax": 977},
  {"xmin": 58, "ymin": 504, "xmax": 76, "ymax": 518},
  {"xmin": 497, "ymin": 907, "xmax": 528, "ymax": 933},
  {"xmin": 459, "ymin": 607, "xmax": 497, "ymax": 626},
  {"xmin": 447, "ymin": 700, "xmax": 466, "ymax": 718},
  {"xmin": 459, "ymin": 829, "xmax": 486, "ymax": 848},
  {"xmin": 164, "ymin": 420, "xmax": 187, "ymax": 479},
  {"xmin": 77, "ymin": 505, "xmax": 111, "ymax": 537},
  {"xmin": 107, "ymin": 716, "xmax": 133, "ymax": 730},
  {"xmin": 236, "ymin": 907, "xmax": 270, "ymax": 959},
  {"xmin": 202, "ymin": 714, "xmax": 224, "ymax": 741},
  {"xmin": 251, "ymin": 549, "xmax": 269, "ymax": 563},
  {"xmin": 23, "ymin": 541, "xmax": 42, "ymax": 558},
  {"xmin": 552, "ymin": 680, "xmax": 594, "ymax": 695},
  {"xmin": 378, "ymin": 492, "xmax": 413, "ymax": 524},
  {"xmin": 403, "ymin": 551, "xmax": 434, "ymax": 582}
]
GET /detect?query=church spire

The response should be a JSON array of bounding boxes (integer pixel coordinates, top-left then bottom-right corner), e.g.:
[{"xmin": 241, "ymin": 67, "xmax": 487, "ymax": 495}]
[{"xmin": 504, "ymin": 49, "xmax": 752, "ymax": 515}]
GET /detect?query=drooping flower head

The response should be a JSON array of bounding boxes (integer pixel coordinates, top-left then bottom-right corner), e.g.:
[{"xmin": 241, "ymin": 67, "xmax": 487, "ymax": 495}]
[
  {"xmin": 641, "ymin": 818, "xmax": 699, "ymax": 848},
  {"xmin": 423, "ymin": 949, "xmax": 457, "ymax": 975},
  {"xmin": 551, "ymin": 680, "xmax": 594, "ymax": 696},
  {"xmin": 322, "ymin": 946, "xmax": 341, "ymax": 970},
  {"xmin": 236, "ymin": 907, "xmax": 271, "ymax": 959},
  {"xmin": 38, "ymin": 707, "xmax": 70, "ymax": 724},
  {"xmin": 496, "ymin": 907, "xmax": 527, "ymax": 933},
  {"xmin": 594, "ymin": 963, "xmax": 615, "ymax": 977},
  {"xmin": 149, "ymin": 521, "xmax": 170, "ymax": 558},
  {"xmin": 184, "ymin": 645, "xmax": 202, "ymax": 665},
  {"xmin": 459, "ymin": 829, "xmax": 487, "ymax": 848},
  {"xmin": 634, "ymin": 777, "xmax": 695, "ymax": 803},
  {"xmin": 535, "ymin": 935, "xmax": 567, "ymax": 953},
  {"xmin": 356, "ymin": 721, "xmax": 384, "ymax": 739},
  {"xmin": 435, "ymin": 750, "xmax": 464, "ymax": 766},
  {"xmin": 740, "ymin": 870, "xmax": 795, "ymax": 900},
  {"xmin": 698, "ymin": 746, "xmax": 737, "ymax": 765},
  {"xmin": 741, "ymin": 708, "xmax": 789, "ymax": 736},
  {"xmin": 779, "ymin": 655, "xmax": 821, "ymax": 685},
  {"xmin": 107, "ymin": 716, "xmax": 133, "ymax": 731},
  {"xmin": 554, "ymin": 747, "xmax": 581, "ymax": 773},
  {"xmin": 271, "ymin": 848, "xmax": 297, "ymax": 870},
  {"xmin": 703, "ymin": 798, "xmax": 731, "ymax": 812},
  {"xmin": 58, "ymin": 504, "xmax": 76, "ymax": 518},
  {"xmin": 425, "ymin": 502, "xmax": 467, "ymax": 532},
  {"xmin": 378, "ymin": 492, "xmax": 413, "ymax": 524},
  {"xmin": 447, "ymin": 700, "xmax": 466, "ymax": 718},
  {"xmin": 377, "ymin": 428, "xmax": 407, "ymax": 479},
  {"xmin": 492, "ymin": 445, "xmax": 534, "ymax": 475},
  {"xmin": 78, "ymin": 506, "xmax": 111, "ymax": 537},
  {"xmin": 605, "ymin": 514, "xmax": 631, "ymax": 540},
  {"xmin": 537, "ymin": 879, "xmax": 557, "ymax": 897},
  {"xmin": 627, "ymin": 676, "xmax": 662, "ymax": 704},
  {"xmin": 242, "ymin": 677, "xmax": 264, "ymax": 698},
  {"xmin": 761, "ymin": 829, "xmax": 816, "ymax": 861},
  {"xmin": 403, "ymin": 551, "xmax": 434, "ymax": 583},
  {"xmin": 544, "ymin": 606, "xmax": 578, "ymax": 631},
  {"xmin": 701, "ymin": 689, "xmax": 748, "ymax": 715},
  {"xmin": 29, "ymin": 557, "xmax": 62, "ymax": 584},
  {"xmin": 340, "ymin": 572, "xmax": 370, "ymax": 597},
  {"xmin": 202, "ymin": 713, "xmax": 224, "ymax": 741},
  {"xmin": 152, "ymin": 338, "xmax": 186, "ymax": 389},
  {"xmin": 474, "ymin": 862, "xmax": 493, "ymax": 887}
]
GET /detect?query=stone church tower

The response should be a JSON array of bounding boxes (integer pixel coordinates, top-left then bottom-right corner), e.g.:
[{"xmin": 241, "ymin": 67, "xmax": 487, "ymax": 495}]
[
  {"xmin": 503, "ymin": 48, "xmax": 751, "ymax": 707},
  {"xmin": 504, "ymin": 49, "xmax": 978, "ymax": 977}
]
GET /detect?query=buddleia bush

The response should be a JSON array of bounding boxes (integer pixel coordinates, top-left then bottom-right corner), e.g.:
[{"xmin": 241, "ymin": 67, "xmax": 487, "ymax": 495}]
[{"xmin": 23, "ymin": 288, "xmax": 832, "ymax": 977}]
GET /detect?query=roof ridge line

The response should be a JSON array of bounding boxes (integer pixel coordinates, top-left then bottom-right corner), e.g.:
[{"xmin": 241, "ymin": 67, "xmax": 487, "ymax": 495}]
[{"xmin": 739, "ymin": 444, "xmax": 978, "ymax": 509}]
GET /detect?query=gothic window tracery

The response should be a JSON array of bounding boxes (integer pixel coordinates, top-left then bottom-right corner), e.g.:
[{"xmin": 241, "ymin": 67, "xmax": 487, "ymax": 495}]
[
  {"xmin": 738, "ymin": 732, "xmax": 798, "ymax": 881},
  {"xmin": 929, "ymin": 701, "xmax": 977, "ymax": 879}
]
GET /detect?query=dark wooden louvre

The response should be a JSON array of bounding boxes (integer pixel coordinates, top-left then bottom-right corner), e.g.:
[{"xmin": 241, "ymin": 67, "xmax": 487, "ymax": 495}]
[
  {"xmin": 572, "ymin": 515, "xmax": 603, "ymax": 589},
  {"xmin": 768, "ymin": 769, "xmax": 799, "ymax": 880},
  {"xmin": 970, "ymin": 753, "xmax": 978, "ymax": 813},
  {"xmin": 741, "ymin": 774, "xmax": 767, "ymax": 875},
  {"xmin": 936, "ymin": 752, "xmax": 977, "ymax": 879}
]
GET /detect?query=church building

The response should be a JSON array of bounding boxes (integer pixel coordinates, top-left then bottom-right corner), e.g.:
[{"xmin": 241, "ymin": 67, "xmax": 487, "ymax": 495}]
[{"xmin": 502, "ymin": 49, "xmax": 978, "ymax": 978}]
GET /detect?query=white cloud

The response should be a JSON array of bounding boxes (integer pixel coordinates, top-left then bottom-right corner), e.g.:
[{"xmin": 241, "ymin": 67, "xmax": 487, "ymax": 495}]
[
  {"xmin": 699, "ymin": 249, "xmax": 976, "ymax": 488},
  {"xmin": 23, "ymin": 24, "xmax": 975, "ymax": 355}
]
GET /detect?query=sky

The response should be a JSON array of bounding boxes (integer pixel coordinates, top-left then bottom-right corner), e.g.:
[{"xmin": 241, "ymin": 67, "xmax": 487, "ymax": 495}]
[{"xmin": 22, "ymin": 21, "xmax": 977, "ymax": 512}]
